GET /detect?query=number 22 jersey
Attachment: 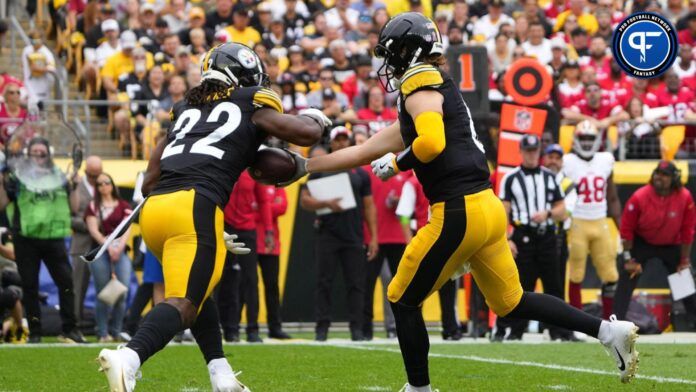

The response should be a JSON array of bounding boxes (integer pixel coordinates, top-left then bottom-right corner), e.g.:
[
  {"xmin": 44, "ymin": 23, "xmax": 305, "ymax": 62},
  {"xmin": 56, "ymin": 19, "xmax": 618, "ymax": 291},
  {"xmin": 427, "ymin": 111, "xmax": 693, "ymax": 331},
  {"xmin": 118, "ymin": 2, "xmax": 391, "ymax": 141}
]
[
  {"xmin": 151, "ymin": 86, "xmax": 283, "ymax": 207},
  {"xmin": 562, "ymin": 151, "xmax": 614, "ymax": 220}
]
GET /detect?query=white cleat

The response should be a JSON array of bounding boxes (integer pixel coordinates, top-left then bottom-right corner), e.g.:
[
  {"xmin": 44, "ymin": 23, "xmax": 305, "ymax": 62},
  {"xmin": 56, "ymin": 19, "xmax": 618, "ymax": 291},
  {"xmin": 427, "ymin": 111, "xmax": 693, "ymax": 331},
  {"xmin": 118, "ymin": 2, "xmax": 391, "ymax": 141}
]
[
  {"xmin": 602, "ymin": 315, "xmax": 639, "ymax": 383},
  {"xmin": 208, "ymin": 358, "xmax": 251, "ymax": 392},
  {"xmin": 97, "ymin": 348, "xmax": 139, "ymax": 392}
]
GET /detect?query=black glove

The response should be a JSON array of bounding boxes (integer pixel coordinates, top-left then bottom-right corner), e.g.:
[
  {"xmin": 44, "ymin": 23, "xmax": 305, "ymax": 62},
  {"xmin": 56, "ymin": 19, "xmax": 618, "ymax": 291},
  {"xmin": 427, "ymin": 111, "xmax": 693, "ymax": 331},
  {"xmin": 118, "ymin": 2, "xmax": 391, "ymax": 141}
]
[{"xmin": 277, "ymin": 149, "xmax": 308, "ymax": 187}]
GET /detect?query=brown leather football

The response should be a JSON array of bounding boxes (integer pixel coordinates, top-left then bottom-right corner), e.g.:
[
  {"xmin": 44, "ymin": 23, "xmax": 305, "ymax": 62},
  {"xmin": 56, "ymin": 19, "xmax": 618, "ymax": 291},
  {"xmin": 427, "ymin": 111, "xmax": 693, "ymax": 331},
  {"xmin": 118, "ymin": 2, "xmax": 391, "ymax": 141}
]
[{"xmin": 247, "ymin": 147, "xmax": 296, "ymax": 185}]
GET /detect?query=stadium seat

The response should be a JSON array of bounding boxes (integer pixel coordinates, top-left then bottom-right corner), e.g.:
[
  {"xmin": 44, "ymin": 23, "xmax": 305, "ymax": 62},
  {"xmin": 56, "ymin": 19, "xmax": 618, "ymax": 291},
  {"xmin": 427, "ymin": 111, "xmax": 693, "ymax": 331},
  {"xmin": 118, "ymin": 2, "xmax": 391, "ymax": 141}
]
[
  {"xmin": 559, "ymin": 124, "xmax": 575, "ymax": 153},
  {"xmin": 660, "ymin": 125, "xmax": 685, "ymax": 161},
  {"xmin": 607, "ymin": 126, "xmax": 619, "ymax": 151}
]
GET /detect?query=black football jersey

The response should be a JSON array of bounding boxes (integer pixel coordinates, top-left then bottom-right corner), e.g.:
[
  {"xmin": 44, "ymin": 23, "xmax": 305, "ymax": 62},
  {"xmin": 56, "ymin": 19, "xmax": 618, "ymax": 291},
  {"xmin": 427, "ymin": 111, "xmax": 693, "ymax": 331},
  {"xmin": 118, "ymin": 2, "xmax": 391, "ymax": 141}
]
[
  {"xmin": 151, "ymin": 86, "xmax": 283, "ymax": 207},
  {"xmin": 397, "ymin": 64, "xmax": 491, "ymax": 203}
]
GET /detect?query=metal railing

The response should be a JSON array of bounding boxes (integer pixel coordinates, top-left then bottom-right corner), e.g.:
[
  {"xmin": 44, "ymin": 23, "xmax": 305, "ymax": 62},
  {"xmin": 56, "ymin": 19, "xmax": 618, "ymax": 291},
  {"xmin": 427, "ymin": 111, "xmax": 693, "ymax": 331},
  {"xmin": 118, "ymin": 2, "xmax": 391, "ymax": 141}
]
[{"xmin": 38, "ymin": 98, "xmax": 163, "ymax": 156}]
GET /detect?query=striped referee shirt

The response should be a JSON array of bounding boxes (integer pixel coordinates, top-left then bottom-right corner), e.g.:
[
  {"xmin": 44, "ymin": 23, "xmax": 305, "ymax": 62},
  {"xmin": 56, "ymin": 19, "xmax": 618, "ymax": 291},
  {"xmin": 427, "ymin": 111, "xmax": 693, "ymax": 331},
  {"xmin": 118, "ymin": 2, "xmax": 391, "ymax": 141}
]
[{"xmin": 499, "ymin": 166, "xmax": 564, "ymax": 227}]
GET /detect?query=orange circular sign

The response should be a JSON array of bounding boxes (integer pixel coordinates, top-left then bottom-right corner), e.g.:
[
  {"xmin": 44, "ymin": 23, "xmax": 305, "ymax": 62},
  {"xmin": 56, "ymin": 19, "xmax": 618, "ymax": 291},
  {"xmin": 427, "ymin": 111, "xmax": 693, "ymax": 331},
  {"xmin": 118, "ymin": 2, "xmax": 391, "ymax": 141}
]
[{"xmin": 503, "ymin": 58, "xmax": 553, "ymax": 106}]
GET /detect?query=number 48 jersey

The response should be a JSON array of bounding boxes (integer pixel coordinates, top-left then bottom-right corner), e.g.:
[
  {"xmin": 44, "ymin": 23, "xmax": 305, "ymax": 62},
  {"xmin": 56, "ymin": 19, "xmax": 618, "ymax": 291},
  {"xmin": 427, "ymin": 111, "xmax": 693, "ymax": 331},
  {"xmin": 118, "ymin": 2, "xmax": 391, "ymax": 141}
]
[
  {"xmin": 151, "ymin": 86, "xmax": 282, "ymax": 207},
  {"xmin": 562, "ymin": 151, "xmax": 614, "ymax": 220}
]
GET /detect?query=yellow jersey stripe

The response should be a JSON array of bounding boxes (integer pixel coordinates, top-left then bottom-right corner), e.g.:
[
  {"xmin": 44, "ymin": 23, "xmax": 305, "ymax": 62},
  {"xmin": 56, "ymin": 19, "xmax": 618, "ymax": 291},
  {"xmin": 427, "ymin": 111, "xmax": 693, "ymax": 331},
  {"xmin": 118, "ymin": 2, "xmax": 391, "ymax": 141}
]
[
  {"xmin": 253, "ymin": 90, "xmax": 283, "ymax": 113},
  {"xmin": 400, "ymin": 69, "xmax": 444, "ymax": 97},
  {"xmin": 401, "ymin": 64, "xmax": 435, "ymax": 81}
]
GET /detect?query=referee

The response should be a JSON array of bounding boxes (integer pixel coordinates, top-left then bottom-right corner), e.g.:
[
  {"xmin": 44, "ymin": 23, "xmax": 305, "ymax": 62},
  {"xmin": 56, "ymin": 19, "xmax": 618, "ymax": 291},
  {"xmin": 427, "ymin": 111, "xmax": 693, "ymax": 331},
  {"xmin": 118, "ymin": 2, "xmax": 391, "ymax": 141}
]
[{"xmin": 494, "ymin": 134, "xmax": 567, "ymax": 341}]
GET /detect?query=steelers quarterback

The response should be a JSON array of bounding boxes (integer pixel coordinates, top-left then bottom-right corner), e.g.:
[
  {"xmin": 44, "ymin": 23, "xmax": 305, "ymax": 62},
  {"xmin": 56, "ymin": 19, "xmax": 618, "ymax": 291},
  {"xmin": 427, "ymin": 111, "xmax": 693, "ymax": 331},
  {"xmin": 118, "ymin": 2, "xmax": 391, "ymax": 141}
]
[
  {"xmin": 281, "ymin": 12, "xmax": 639, "ymax": 391},
  {"xmin": 563, "ymin": 120, "xmax": 622, "ymax": 320},
  {"xmin": 96, "ymin": 43, "xmax": 328, "ymax": 392}
]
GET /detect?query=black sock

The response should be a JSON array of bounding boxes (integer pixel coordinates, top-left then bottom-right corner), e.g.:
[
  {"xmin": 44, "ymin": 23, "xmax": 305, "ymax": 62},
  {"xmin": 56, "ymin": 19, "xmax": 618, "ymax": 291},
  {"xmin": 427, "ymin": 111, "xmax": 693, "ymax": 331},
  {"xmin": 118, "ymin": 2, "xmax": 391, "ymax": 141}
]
[
  {"xmin": 506, "ymin": 292, "xmax": 602, "ymax": 338},
  {"xmin": 124, "ymin": 283, "xmax": 153, "ymax": 334},
  {"xmin": 390, "ymin": 301, "xmax": 430, "ymax": 387},
  {"xmin": 126, "ymin": 302, "xmax": 183, "ymax": 364},
  {"xmin": 191, "ymin": 298, "xmax": 225, "ymax": 363}
]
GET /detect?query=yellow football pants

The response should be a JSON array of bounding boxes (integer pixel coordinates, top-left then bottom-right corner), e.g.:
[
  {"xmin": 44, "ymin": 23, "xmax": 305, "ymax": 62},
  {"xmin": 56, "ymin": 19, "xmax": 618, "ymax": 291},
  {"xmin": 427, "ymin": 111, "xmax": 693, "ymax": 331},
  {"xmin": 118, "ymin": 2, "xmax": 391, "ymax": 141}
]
[
  {"xmin": 567, "ymin": 217, "xmax": 619, "ymax": 284},
  {"xmin": 387, "ymin": 189, "xmax": 524, "ymax": 316},
  {"xmin": 139, "ymin": 189, "xmax": 226, "ymax": 308}
]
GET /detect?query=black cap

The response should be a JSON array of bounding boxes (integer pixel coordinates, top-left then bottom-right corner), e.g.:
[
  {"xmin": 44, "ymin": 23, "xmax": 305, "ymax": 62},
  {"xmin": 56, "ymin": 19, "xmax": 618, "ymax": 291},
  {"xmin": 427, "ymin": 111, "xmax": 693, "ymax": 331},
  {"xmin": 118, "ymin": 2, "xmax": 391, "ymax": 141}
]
[
  {"xmin": 655, "ymin": 160, "xmax": 679, "ymax": 175},
  {"xmin": 544, "ymin": 143, "xmax": 564, "ymax": 156},
  {"xmin": 322, "ymin": 88, "xmax": 336, "ymax": 100},
  {"xmin": 520, "ymin": 134, "xmax": 540, "ymax": 150},
  {"xmin": 155, "ymin": 17, "xmax": 168, "ymax": 28},
  {"xmin": 233, "ymin": 3, "xmax": 251, "ymax": 16},
  {"xmin": 279, "ymin": 72, "xmax": 295, "ymax": 85},
  {"xmin": 355, "ymin": 54, "xmax": 372, "ymax": 67}
]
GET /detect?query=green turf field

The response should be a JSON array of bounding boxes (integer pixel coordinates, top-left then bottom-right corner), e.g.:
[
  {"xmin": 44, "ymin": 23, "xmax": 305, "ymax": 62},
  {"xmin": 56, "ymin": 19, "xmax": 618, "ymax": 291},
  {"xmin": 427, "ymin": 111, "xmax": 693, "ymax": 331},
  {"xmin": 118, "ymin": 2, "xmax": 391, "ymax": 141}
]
[{"xmin": 0, "ymin": 341, "xmax": 694, "ymax": 391}]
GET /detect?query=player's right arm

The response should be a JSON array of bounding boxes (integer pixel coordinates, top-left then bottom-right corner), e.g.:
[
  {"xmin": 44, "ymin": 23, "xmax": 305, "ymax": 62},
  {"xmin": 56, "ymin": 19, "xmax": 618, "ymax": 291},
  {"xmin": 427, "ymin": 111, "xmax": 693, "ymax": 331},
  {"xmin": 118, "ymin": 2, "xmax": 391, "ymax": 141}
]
[
  {"xmin": 252, "ymin": 108, "xmax": 323, "ymax": 146},
  {"xmin": 250, "ymin": 88, "xmax": 323, "ymax": 146},
  {"xmin": 306, "ymin": 120, "xmax": 405, "ymax": 173}
]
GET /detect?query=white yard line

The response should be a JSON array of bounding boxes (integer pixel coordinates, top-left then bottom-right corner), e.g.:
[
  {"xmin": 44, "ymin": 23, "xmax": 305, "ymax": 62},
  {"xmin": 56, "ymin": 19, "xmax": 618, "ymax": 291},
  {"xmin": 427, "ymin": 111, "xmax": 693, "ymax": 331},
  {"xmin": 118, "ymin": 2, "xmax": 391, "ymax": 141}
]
[
  {"xmin": 328, "ymin": 344, "xmax": 696, "ymax": 385},
  {"xmin": 2, "ymin": 339, "xmax": 696, "ymax": 385}
]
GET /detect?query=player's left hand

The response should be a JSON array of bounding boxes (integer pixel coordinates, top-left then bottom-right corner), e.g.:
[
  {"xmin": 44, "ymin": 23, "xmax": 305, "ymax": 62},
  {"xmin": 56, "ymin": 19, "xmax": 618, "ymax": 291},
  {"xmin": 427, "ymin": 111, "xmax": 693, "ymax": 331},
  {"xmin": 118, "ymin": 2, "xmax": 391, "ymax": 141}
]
[
  {"xmin": 371, "ymin": 153, "xmax": 399, "ymax": 181},
  {"xmin": 277, "ymin": 149, "xmax": 308, "ymax": 187},
  {"xmin": 224, "ymin": 232, "xmax": 251, "ymax": 255}
]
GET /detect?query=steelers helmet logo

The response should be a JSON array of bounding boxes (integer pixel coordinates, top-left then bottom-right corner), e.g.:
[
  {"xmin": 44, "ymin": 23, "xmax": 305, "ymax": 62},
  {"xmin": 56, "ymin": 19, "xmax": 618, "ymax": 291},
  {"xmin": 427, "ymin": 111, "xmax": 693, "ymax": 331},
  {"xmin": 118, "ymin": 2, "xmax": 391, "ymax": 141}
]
[
  {"xmin": 612, "ymin": 12, "xmax": 678, "ymax": 78},
  {"xmin": 238, "ymin": 48, "xmax": 258, "ymax": 69}
]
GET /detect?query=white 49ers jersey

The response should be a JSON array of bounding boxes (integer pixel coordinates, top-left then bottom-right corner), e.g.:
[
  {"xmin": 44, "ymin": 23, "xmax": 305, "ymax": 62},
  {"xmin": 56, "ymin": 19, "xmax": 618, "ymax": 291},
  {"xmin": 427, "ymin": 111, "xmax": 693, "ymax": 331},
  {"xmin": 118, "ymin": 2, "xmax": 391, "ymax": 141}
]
[{"xmin": 562, "ymin": 152, "xmax": 614, "ymax": 220}]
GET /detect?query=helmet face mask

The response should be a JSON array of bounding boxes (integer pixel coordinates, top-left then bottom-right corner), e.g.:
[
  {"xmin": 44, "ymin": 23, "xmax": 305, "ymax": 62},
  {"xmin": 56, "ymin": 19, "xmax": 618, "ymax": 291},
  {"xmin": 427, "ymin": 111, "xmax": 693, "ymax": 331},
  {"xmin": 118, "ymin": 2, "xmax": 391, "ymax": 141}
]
[
  {"xmin": 375, "ymin": 12, "xmax": 444, "ymax": 93},
  {"xmin": 201, "ymin": 43, "xmax": 269, "ymax": 88},
  {"xmin": 572, "ymin": 120, "xmax": 602, "ymax": 159}
]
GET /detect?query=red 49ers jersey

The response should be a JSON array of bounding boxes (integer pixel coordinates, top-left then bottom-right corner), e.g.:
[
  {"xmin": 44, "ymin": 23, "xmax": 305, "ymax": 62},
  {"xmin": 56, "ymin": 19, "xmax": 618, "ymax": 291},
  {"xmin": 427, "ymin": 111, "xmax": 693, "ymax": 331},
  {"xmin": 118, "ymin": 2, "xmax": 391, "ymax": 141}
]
[{"xmin": 654, "ymin": 87, "xmax": 696, "ymax": 122}]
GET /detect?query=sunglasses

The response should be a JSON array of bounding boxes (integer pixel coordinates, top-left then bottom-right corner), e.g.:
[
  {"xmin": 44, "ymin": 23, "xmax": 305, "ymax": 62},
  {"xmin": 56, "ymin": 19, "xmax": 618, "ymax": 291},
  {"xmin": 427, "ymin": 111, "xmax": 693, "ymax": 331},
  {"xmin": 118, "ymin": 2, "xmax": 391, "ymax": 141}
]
[
  {"xmin": 320, "ymin": 76, "xmax": 333, "ymax": 81},
  {"xmin": 97, "ymin": 181, "xmax": 112, "ymax": 186},
  {"xmin": 30, "ymin": 152, "xmax": 48, "ymax": 158}
]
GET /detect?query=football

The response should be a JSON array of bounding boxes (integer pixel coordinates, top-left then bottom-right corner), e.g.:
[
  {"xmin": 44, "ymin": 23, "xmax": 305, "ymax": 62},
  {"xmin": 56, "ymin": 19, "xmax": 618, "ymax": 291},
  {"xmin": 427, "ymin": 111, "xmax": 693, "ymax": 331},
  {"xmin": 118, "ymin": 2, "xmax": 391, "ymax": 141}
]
[{"xmin": 248, "ymin": 147, "xmax": 297, "ymax": 185}]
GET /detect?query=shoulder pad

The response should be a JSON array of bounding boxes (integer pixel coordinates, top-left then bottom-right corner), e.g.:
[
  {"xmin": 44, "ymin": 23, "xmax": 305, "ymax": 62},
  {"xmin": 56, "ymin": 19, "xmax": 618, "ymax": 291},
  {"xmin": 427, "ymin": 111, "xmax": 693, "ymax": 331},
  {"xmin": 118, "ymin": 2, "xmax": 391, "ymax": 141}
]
[
  {"xmin": 252, "ymin": 87, "xmax": 284, "ymax": 113},
  {"xmin": 399, "ymin": 64, "xmax": 443, "ymax": 97}
]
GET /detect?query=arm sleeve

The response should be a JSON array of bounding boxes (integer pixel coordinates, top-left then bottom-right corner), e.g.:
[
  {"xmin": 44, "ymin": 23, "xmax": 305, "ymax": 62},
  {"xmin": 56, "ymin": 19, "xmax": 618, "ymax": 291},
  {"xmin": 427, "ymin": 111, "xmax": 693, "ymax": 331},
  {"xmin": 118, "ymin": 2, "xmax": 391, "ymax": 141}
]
[
  {"xmin": 255, "ymin": 183, "xmax": 273, "ymax": 231},
  {"xmin": 680, "ymin": 190, "xmax": 696, "ymax": 244},
  {"xmin": 619, "ymin": 194, "xmax": 639, "ymax": 241},
  {"xmin": 395, "ymin": 181, "xmax": 416, "ymax": 218},
  {"xmin": 84, "ymin": 201, "xmax": 96, "ymax": 220},
  {"xmin": 395, "ymin": 111, "xmax": 446, "ymax": 171}
]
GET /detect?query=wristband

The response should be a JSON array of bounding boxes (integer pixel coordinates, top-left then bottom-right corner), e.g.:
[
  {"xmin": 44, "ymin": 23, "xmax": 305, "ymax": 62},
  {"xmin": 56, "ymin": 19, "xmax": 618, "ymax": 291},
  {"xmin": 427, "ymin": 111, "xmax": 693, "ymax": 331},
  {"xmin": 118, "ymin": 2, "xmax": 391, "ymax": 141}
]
[{"xmin": 622, "ymin": 251, "xmax": 632, "ymax": 263}]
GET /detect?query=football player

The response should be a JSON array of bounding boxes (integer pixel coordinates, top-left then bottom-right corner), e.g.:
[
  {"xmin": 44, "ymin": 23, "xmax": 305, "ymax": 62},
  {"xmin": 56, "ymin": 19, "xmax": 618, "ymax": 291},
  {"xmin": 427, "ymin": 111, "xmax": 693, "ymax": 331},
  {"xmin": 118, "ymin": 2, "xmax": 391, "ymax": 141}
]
[
  {"xmin": 282, "ymin": 13, "xmax": 640, "ymax": 390},
  {"xmin": 96, "ymin": 43, "xmax": 329, "ymax": 392},
  {"xmin": 563, "ymin": 121, "xmax": 622, "ymax": 320}
]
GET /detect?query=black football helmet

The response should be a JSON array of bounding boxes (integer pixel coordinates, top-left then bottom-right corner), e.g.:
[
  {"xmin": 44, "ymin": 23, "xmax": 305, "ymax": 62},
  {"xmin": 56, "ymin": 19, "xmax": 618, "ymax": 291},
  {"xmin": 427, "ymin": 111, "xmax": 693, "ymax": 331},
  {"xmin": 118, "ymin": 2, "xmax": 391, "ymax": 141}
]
[
  {"xmin": 374, "ymin": 12, "xmax": 444, "ymax": 92},
  {"xmin": 201, "ymin": 42, "xmax": 269, "ymax": 88}
]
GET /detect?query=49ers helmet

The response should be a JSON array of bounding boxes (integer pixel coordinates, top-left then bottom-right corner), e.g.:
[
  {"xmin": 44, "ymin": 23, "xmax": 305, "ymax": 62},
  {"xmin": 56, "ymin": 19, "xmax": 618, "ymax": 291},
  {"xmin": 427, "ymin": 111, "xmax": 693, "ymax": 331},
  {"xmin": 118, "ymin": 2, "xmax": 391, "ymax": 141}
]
[
  {"xmin": 200, "ymin": 42, "xmax": 269, "ymax": 88},
  {"xmin": 573, "ymin": 120, "xmax": 602, "ymax": 159},
  {"xmin": 374, "ymin": 12, "xmax": 444, "ymax": 92}
]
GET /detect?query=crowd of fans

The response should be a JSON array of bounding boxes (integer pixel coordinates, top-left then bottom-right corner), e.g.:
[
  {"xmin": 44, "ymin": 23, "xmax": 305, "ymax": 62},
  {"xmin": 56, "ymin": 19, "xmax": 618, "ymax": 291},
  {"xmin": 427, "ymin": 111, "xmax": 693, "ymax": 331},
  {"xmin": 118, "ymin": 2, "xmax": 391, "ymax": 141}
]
[
  {"xmin": 2, "ymin": 0, "xmax": 696, "ymax": 343},
  {"xmin": 4, "ymin": 0, "xmax": 696, "ymax": 157}
]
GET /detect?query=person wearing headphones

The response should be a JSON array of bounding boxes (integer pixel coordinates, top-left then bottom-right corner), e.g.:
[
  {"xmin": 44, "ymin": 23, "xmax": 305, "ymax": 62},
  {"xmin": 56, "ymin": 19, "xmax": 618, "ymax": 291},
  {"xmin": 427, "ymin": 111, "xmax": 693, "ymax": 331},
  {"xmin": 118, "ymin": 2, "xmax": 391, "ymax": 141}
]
[
  {"xmin": 614, "ymin": 161, "xmax": 696, "ymax": 322},
  {"xmin": 0, "ymin": 137, "xmax": 85, "ymax": 343}
]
